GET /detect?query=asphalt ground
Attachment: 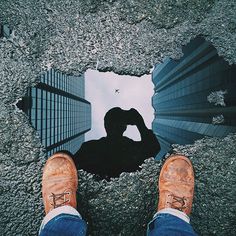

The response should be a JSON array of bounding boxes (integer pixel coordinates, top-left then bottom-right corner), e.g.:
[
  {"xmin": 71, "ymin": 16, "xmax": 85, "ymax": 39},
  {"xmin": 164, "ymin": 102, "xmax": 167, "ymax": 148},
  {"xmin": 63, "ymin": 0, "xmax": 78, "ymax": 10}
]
[{"xmin": 0, "ymin": 0, "xmax": 236, "ymax": 235}]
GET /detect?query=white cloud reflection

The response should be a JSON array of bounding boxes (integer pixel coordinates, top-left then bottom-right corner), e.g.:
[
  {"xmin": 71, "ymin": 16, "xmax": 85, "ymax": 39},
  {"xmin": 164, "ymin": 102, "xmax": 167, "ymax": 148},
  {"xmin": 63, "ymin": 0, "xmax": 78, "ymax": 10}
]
[{"xmin": 85, "ymin": 69, "xmax": 154, "ymax": 141}]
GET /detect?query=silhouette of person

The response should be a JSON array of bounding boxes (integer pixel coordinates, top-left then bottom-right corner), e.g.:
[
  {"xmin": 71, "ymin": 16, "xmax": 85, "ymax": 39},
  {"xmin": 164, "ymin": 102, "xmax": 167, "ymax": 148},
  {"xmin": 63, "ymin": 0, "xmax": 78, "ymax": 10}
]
[{"xmin": 73, "ymin": 107, "xmax": 160, "ymax": 179}]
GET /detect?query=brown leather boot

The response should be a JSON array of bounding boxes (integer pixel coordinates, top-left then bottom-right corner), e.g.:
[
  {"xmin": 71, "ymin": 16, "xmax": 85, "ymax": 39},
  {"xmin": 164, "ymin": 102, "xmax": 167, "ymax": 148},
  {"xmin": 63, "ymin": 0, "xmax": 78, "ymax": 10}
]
[
  {"xmin": 158, "ymin": 155, "xmax": 194, "ymax": 215},
  {"xmin": 42, "ymin": 153, "xmax": 78, "ymax": 215}
]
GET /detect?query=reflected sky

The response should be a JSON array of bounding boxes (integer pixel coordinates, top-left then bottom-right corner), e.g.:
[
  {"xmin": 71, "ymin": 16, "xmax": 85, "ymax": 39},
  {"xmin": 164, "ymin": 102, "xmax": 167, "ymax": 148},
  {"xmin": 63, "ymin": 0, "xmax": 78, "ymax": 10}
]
[{"xmin": 85, "ymin": 69, "xmax": 154, "ymax": 141}]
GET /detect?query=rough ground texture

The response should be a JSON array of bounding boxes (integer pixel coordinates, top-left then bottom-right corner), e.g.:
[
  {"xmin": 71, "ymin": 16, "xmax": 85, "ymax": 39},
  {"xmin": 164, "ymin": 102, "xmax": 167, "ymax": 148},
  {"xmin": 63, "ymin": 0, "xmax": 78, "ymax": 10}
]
[
  {"xmin": 0, "ymin": 0, "xmax": 236, "ymax": 235},
  {"xmin": 78, "ymin": 134, "xmax": 236, "ymax": 236}
]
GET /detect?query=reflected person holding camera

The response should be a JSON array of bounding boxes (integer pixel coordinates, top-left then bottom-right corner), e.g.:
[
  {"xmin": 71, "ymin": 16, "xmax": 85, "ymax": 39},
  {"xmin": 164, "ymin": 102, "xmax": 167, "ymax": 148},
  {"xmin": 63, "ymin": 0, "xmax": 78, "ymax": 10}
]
[{"xmin": 73, "ymin": 107, "xmax": 160, "ymax": 180}]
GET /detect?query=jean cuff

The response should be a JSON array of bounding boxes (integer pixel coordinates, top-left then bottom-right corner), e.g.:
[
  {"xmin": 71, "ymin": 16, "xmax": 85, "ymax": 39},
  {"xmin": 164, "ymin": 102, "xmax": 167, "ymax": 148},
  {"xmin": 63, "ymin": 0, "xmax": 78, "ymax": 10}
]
[
  {"xmin": 154, "ymin": 208, "xmax": 190, "ymax": 223},
  {"xmin": 39, "ymin": 206, "xmax": 81, "ymax": 234}
]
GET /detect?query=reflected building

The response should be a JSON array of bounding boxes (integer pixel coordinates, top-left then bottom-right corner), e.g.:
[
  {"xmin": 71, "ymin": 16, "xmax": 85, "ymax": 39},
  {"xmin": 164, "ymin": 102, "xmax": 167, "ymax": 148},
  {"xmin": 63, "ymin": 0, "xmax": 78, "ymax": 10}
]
[
  {"xmin": 152, "ymin": 37, "xmax": 236, "ymax": 159},
  {"xmin": 19, "ymin": 69, "xmax": 91, "ymax": 157}
]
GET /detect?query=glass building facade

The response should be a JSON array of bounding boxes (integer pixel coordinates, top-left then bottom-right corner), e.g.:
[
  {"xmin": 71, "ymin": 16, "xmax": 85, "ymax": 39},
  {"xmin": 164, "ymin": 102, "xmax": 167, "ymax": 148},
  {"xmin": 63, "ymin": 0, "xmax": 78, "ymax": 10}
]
[
  {"xmin": 20, "ymin": 69, "xmax": 91, "ymax": 157},
  {"xmin": 152, "ymin": 37, "xmax": 236, "ymax": 159}
]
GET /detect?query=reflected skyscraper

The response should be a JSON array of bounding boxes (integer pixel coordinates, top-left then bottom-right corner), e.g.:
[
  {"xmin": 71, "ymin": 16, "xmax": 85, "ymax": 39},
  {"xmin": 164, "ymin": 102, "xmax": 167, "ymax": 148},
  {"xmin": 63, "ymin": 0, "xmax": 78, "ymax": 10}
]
[
  {"xmin": 20, "ymin": 69, "xmax": 91, "ymax": 157},
  {"xmin": 152, "ymin": 37, "xmax": 236, "ymax": 159}
]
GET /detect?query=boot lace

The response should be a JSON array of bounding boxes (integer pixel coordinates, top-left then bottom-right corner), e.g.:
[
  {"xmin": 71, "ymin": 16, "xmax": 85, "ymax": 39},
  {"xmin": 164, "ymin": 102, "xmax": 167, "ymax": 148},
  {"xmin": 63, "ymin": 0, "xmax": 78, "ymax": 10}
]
[
  {"xmin": 167, "ymin": 194, "xmax": 187, "ymax": 211},
  {"xmin": 50, "ymin": 192, "xmax": 70, "ymax": 208}
]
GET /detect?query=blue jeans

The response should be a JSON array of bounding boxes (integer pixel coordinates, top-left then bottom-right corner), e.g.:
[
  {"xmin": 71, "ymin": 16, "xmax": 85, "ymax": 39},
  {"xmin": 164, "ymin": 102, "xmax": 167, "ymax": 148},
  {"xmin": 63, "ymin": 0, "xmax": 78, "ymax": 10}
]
[
  {"xmin": 39, "ymin": 213, "xmax": 87, "ymax": 236},
  {"xmin": 39, "ymin": 213, "xmax": 197, "ymax": 236},
  {"xmin": 147, "ymin": 213, "xmax": 198, "ymax": 236}
]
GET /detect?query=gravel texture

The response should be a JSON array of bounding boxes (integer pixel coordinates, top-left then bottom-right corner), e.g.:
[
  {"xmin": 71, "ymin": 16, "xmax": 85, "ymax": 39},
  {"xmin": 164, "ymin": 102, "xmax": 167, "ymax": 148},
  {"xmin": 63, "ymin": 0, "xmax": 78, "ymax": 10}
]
[
  {"xmin": 78, "ymin": 134, "xmax": 236, "ymax": 236},
  {"xmin": 0, "ymin": 0, "xmax": 236, "ymax": 235},
  {"xmin": 207, "ymin": 90, "xmax": 227, "ymax": 107}
]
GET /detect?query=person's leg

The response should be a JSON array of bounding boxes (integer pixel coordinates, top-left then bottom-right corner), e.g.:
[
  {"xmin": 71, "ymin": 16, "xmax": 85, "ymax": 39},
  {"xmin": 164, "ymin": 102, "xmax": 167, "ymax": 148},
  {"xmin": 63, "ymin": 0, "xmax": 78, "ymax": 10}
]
[
  {"xmin": 147, "ymin": 155, "xmax": 198, "ymax": 236},
  {"xmin": 39, "ymin": 153, "xmax": 87, "ymax": 236}
]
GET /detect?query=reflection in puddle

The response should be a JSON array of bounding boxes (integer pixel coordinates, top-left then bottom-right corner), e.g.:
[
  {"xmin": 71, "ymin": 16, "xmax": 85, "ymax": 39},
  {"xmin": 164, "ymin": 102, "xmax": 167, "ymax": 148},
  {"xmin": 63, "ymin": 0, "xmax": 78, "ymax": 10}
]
[
  {"xmin": 18, "ymin": 36, "xmax": 236, "ymax": 178},
  {"xmin": 152, "ymin": 37, "xmax": 236, "ymax": 159},
  {"xmin": 17, "ymin": 71, "xmax": 91, "ymax": 157}
]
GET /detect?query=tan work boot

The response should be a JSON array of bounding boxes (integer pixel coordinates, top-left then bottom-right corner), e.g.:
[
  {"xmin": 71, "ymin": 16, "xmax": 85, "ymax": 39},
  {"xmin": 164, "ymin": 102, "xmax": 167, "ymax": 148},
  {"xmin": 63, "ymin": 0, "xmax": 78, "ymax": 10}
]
[
  {"xmin": 158, "ymin": 155, "xmax": 194, "ymax": 215},
  {"xmin": 42, "ymin": 152, "xmax": 78, "ymax": 215}
]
